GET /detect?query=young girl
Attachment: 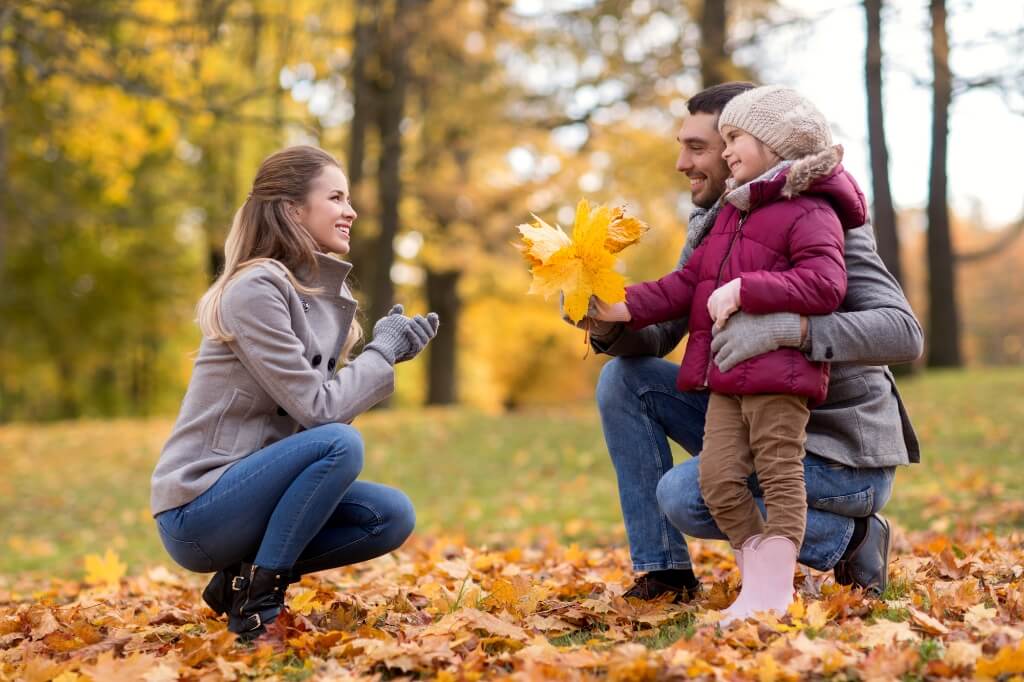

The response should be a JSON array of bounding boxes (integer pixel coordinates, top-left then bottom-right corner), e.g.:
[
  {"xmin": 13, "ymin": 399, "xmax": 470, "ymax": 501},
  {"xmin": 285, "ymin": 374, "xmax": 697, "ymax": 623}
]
[
  {"xmin": 593, "ymin": 86, "xmax": 867, "ymax": 622},
  {"xmin": 151, "ymin": 145, "xmax": 439, "ymax": 639}
]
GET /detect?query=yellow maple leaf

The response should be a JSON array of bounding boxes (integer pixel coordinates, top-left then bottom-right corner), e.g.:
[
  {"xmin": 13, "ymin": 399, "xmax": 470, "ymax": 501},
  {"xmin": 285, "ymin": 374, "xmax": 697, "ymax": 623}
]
[
  {"xmin": 975, "ymin": 638, "xmax": 1024, "ymax": 679},
  {"xmin": 289, "ymin": 588, "xmax": 322, "ymax": 616},
  {"xmin": 83, "ymin": 548, "xmax": 126, "ymax": 589},
  {"xmin": 485, "ymin": 578, "xmax": 520, "ymax": 611},
  {"xmin": 805, "ymin": 600, "xmax": 831, "ymax": 629},
  {"xmin": 523, "ymin": 198, "xmax": 640, "ymax": 323},
  {"xmin": 605, "ymin": 206, "xmax": 650, "ymax": 254},
  {"xmin": 515, "ymin": 214, "xmax": 571, "ymax": 267}
]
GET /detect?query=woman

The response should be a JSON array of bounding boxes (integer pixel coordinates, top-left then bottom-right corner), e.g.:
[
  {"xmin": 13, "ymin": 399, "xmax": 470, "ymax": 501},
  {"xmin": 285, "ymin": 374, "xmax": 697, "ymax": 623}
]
[{"xmin": 150, "ymin": 145, "xmax": 437, "ymax": 639}]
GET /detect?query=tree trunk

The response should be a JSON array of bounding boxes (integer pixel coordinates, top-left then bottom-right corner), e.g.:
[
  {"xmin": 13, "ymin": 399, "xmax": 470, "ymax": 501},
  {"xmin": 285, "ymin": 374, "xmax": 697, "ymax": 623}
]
[
  {"xmin": 926, "ymin": 0, "xmax": 961, "ymax": 367},
  {"xmin": 425, "ymin": 268, "xmax": 459, "ymax": 405},
  {"xmin": 368, "ymin": 0, "xmax": 415, "ymax": 324},
  {"xmin": 698, "ymin": 0, "xmax": 729, "ymax": 87},
  {"xmin": 346, "ymin": 0, "xmax": 376, "ymax": 298},
  {"xmin": 348, "ymin": 0, "xmax": 373, "ymax": 190},
  {"xmin": 864, "ymin": 0, "xmax": 902, "ymax": 287}
]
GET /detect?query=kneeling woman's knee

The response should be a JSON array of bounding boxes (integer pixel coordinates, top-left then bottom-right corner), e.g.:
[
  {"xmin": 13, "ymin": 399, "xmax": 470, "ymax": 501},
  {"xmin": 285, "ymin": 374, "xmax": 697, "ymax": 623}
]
[
  {"xmin": 656, "ymin": 464, "xmax": 704, "ymax": 534},
  {"xmin": 315, "ymin": 423, "xmax": 365, "ymax": 476},
  {"xmin": 380, "ymin": 488, "xmax": 416, "ymax": 551}
]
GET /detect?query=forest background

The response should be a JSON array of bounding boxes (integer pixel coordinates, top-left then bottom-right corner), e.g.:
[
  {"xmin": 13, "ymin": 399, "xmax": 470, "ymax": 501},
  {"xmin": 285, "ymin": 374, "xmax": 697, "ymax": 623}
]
[{"xmin": 3, "ymin": 0, "xmax": 1023, "ymax": 422}]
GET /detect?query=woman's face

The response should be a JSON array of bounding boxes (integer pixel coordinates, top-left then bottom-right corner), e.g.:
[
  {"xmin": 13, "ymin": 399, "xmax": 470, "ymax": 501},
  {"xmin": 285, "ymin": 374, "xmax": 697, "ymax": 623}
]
[
  {"xmin": 295, "ymin": 165, "xmax": 357, "ymax": 255},
  {"xmin": 720, "ymin": 125, "xmax": 781, "ymax": 186}
]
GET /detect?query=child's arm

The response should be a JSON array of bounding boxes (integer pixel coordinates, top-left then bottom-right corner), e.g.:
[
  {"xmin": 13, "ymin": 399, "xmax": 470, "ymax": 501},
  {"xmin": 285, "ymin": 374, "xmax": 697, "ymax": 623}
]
[
  {"xmin": 738, "ymin": 207, "xmax": 847, "ymax": 316},
  {"xmin": 613, "ymin": 243, "xmax": 705, "ymax": 329}
]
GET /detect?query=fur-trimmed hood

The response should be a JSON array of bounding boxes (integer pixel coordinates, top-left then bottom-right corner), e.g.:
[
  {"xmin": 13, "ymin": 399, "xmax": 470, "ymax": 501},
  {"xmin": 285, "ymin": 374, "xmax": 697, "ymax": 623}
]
[{"xmin": 736, "ymin": 144, "xmax": 868, "ymax": 230}]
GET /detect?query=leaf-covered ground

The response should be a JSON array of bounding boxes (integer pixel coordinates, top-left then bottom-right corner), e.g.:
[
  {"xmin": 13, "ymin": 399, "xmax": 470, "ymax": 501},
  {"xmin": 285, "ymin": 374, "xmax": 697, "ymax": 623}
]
[
  {"xmin": 4, "ymin": 527, "xmax": 1024, "ymax": 680},
  {"xmin": 1, "ymin": 367, "xmax": 1023, "ymax": 679}
]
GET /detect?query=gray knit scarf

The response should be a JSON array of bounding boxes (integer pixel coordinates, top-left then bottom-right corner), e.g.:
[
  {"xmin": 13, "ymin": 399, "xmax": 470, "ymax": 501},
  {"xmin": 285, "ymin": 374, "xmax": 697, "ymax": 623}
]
[{"xmin": 676, "ymin": 200, "xmax": 722, "ymax": 271}]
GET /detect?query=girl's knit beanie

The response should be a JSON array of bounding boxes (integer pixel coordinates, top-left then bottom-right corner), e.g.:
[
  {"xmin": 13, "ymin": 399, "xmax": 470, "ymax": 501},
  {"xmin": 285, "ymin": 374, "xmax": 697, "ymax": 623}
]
[{"xmin": 718, "ymin": 85, "xmax": 833, "ymax": 160}]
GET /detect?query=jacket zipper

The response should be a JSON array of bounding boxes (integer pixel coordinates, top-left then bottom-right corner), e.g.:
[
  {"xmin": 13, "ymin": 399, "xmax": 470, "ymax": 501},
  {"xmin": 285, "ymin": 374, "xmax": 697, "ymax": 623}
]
[{"xmin": 704, "ymin": 213, "xmax": 747, "ymax": 387}]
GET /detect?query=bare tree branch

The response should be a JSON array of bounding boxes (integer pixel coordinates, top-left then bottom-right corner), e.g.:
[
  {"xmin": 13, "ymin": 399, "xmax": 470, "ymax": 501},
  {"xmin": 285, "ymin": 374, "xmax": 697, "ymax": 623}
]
[{"xmin": 956, "ymin": 215, "xmax": 1024, "ymax": 264}]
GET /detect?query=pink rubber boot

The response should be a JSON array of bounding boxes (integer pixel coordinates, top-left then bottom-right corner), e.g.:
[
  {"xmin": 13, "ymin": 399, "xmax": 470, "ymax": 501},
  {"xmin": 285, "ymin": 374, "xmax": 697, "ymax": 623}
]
[
  {"xmin": 720, "ymin": 534, "xmax": 762, "ymax": 626},
  {"xmin": 742, "ymin": 535, "xmax": 798, "ymax": 617}
]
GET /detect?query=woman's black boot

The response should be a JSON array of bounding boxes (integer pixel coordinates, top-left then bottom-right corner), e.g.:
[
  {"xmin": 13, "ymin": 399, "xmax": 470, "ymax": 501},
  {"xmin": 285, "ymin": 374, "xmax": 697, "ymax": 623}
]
[
  {"xmin": 201, "ymin": 564, "xmax": 240, "ymax": 615},
  {"xmin": 228, "ymin": 562, "xmax": 290, "ymax": 639}
]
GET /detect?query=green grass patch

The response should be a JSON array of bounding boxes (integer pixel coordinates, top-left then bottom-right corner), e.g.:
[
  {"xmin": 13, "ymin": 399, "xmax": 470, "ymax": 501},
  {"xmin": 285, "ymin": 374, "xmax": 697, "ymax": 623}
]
[
  {"xmin": 635, "ymin": 614, "xmax": 696, "ymax": 648},
  {"xmin": 880, "ymin": 576, "xmax": 912, "ymax": 601},
  {"xmin": 872, "ymin": 604, "xmax": 911, "ymax": 623},
  {"xmin": 549, "ymin": 624, "xmax": 611, "ymax": 648}
]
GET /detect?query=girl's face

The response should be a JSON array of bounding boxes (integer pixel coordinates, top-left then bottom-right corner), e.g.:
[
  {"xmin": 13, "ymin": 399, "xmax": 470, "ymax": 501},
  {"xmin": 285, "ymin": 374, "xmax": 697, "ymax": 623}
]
[
  {"xmin": 720, "ymin": 125, "xmax": 781, "ymax": 186},
  {"xmin": 294, "ymin": 165, "xmax": 357, "ymax": 255}
]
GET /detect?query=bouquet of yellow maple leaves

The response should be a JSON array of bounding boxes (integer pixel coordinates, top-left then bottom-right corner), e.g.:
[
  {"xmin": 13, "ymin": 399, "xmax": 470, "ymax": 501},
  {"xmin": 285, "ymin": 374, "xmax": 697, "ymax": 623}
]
[{"xmin": 516, "ymin": 198, "xmax": 649, "ymax": 324}]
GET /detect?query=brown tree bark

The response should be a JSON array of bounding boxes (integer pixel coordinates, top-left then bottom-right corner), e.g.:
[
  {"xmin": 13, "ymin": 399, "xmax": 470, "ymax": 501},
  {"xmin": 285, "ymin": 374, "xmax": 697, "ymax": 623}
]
[
  {"xmin": 366, "ymin": 0, "xmax": 421, "ymax": 325},
  {"xmin": 864, "ymin": 0, "xmax": 902, "ymax": 287},
  {"xmin": 699, "ymin": 0, "xmax": 729, "ymax": 88},
  {"xmin": 345, "ymin": 0, "xmax": 376, "ymax": 296},
  {"xmin": 926, "ymin": 0, "xmax": 961, "ymax": 367}
]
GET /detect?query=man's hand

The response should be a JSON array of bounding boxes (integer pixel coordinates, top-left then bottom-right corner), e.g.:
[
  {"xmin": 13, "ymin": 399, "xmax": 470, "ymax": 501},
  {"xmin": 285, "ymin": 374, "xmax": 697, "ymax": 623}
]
[
  {"xmin": 710, "ymin": 311, "xmax": 804, "ymax": 372},
  {"xmin": 590, "ymin": 298, "xmax": 631, "ymax": 322},
  {"xmin": 707, "ymin": 277, "xmax": 742, "ymax": 331}
]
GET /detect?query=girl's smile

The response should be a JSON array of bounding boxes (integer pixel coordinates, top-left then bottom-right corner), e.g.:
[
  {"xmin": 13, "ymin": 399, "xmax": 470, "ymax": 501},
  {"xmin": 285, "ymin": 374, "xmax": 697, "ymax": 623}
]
[{"xmin": 720, "ymin": 125, "xmax": 782, "ymax": 186}]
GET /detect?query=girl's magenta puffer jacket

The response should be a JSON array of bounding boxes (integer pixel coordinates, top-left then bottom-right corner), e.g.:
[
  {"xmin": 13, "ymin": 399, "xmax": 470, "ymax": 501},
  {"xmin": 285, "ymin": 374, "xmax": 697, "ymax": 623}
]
[{"xmin": 625, "ymin": 147, "xmax": 868, "ymax": 403}]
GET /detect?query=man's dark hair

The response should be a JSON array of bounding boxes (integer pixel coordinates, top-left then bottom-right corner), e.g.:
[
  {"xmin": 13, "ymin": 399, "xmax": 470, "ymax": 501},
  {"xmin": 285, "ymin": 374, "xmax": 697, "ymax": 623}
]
[{"xmin": 687, "ymin": 81, "xmax": 757, "ymax": 116}]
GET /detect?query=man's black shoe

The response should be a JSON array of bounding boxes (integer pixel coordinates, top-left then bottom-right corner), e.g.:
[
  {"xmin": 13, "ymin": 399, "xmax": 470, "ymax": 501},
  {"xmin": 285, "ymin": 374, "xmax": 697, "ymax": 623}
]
[
  {"xmin": 834, "ymin": 513, "xmax": 890, "ymax": 598},
  {"xmin": 622, "ymin": 572, "xmax": 700, "ymax": 603}
]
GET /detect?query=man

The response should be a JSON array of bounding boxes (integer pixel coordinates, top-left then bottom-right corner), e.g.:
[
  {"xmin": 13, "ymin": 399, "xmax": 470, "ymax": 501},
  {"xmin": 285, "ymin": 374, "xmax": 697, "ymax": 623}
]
[{"xmin": 575, "ymin": 81, "xmax": 922, "ymax": 601}]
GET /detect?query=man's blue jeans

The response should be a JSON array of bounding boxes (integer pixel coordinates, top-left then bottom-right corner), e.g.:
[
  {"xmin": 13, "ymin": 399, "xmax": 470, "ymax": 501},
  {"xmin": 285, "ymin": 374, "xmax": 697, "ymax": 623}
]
[
  {"xmin": 597, "ymin": 356, "xmax": 895, "ymax": 573},
  {"xmin": 155, "ymin": 423, "xmax": 415, "ymax": 575}
]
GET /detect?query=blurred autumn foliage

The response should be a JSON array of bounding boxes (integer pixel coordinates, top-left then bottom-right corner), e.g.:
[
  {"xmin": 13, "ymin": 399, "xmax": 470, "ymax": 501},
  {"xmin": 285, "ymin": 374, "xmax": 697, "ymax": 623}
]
[{"xmin": 1, "ymin": 0, "xmax": 1021, "ymax": 422}]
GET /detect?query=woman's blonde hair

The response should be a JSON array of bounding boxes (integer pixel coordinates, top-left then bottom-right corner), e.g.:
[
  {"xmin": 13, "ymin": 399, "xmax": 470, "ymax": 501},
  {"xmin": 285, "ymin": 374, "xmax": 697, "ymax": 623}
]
[{"xmin": 197, "ymin": 145, "xmax": 363, "ymax": 362}]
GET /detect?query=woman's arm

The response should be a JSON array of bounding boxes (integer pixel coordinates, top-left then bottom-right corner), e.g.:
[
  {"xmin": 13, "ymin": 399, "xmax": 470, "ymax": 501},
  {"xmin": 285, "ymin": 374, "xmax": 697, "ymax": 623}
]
[{"xmin": 222, "ymin": 271, "xmax": 395, "ymax": 428}]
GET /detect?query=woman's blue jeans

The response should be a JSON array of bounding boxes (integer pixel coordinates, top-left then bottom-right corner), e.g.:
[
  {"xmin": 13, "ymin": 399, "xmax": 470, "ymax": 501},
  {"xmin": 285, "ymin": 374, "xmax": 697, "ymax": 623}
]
[{"xmin": 155, "ymin": 423, "xmax": 415, "ymax": 575}]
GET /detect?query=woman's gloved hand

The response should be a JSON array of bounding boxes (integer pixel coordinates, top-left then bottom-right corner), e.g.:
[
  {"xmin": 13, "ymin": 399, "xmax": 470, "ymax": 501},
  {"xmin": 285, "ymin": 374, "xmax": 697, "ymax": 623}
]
[
  {"xmin": 365, "ymin": 304, "xmax": 440, "ymax": 364},
  {"xmin": 395, "ymin": 310, "xmax": 440, "ymax": 362}
]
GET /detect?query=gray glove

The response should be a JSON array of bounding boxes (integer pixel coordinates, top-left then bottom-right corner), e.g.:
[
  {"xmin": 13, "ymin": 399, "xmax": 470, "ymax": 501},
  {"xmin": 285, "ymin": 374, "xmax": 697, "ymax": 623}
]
[
  {"xmin": 559, "ymin": 293, "xmax": 618, "ymax": 338},
  {"xmin": 365, "ymin": 305, "xmax": 410, "ymax": 364},
  {"xmin": 394, "ymin": 312, "xmax": 440, "ymax": 362},
  {"xmin": 710, "ymin": 311, "xmax": 803, "ymax": 372},
  {"xmin": 365, "ymin": 304, "xmax": 441, "ymax": 365}
]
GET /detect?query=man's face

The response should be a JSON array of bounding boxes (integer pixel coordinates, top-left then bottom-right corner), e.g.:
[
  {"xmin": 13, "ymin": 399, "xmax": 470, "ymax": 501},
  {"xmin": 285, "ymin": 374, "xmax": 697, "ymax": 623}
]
[{"xmin": 675, "ymin": 112, "xmax": 730, "ymax": 209}]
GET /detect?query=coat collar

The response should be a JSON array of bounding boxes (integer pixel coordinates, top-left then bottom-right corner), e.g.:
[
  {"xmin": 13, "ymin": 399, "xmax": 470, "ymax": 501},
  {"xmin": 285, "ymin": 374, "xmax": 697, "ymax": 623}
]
[
  {"xmin": 297, "ymin": 252, "xmax": 354, "ymax": 298},
  {"xmin": 724, "ymin": 161, "xmax": 792, "ymax": 212},
  {"xmin": 724, "ymin": 145, "xmax": 846, "ymax": 213}
]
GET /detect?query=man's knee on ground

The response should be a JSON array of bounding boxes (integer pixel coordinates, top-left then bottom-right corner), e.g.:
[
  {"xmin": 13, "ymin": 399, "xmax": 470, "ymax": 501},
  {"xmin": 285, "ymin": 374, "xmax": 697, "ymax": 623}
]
[
  {"xmin": 656, "ymin": 464, "xmax": 703, "ymax": 532},
  {"xmin": 698, "ymin": 458, "xmax": 754, "ymax": 510}
]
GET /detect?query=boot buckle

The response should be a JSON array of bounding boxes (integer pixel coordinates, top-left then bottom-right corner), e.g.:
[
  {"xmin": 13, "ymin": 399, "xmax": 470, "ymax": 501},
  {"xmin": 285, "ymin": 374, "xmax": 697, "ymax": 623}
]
[{"xmin": 231, "ymin": 576, "xmax": 248, "ymax": 591}]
